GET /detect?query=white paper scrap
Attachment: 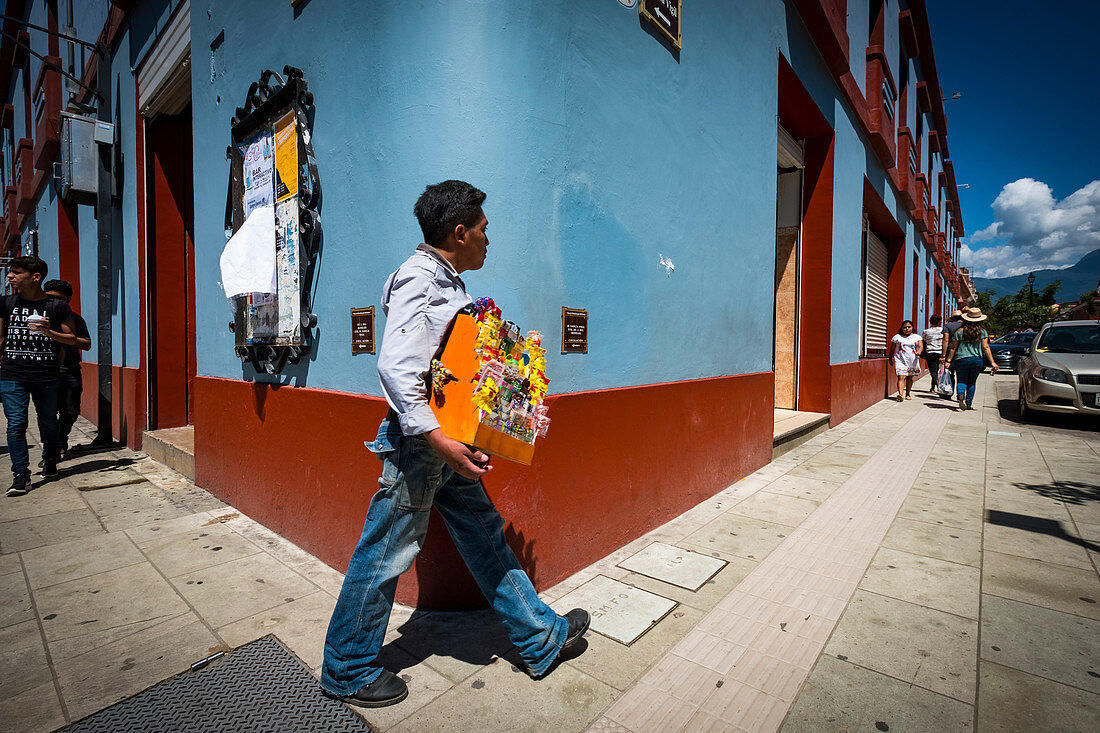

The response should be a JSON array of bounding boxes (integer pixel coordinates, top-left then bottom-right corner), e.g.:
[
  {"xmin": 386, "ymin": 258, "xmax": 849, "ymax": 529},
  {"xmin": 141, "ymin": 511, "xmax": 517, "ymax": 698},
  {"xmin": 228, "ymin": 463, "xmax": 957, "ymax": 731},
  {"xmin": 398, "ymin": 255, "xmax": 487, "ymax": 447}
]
[{"xmin": 219, "ymin": 204, "xmax": 277, "ymax": 298}]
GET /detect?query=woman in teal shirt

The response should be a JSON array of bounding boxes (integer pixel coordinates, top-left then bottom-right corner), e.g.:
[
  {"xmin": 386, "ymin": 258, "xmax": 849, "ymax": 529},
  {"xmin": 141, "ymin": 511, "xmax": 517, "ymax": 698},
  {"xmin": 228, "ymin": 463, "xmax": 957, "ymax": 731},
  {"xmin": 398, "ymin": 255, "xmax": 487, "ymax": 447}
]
[{"xmin": 943, "ymin": 307, "xmax": 999, "ymax": 410}]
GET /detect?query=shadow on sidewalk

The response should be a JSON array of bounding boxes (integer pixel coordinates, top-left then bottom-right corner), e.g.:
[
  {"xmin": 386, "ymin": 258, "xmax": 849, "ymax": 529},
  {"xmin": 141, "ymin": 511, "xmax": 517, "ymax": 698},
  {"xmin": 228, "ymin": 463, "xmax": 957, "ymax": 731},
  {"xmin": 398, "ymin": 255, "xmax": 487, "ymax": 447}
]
[{"xmin": 987, "ymin": 508, "xmax": 1100, "ymax": 554}]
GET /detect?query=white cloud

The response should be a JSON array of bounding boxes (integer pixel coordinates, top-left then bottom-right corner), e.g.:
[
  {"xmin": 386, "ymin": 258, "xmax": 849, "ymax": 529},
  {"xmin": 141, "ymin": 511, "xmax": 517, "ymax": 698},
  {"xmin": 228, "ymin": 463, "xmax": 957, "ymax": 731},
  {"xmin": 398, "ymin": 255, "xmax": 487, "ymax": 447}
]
[{"xmin": 965, "ymin": 178, "xmax": 1100, "ymax": 278}]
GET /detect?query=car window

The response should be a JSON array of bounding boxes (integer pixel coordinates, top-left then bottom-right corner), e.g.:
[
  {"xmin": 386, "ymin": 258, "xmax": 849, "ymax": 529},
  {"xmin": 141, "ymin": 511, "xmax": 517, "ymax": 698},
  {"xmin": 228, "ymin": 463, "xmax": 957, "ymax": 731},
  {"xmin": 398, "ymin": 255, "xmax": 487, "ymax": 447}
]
[
  {"xmin": 1036, "ymin": 326, "xmax": 1100, "ymax": 353},
  {"xmin": 1012, "ymin": 333, "xmax": 1035, "ymax": 345}
]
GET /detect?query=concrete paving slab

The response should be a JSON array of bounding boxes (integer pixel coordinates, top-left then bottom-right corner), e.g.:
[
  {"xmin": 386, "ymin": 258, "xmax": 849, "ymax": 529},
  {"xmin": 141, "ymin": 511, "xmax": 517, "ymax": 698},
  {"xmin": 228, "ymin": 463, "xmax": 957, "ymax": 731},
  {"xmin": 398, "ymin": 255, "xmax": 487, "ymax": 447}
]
[
  {"xmin": 388, "ymin": 608, "xmax": 513, "ymax": 684},
  {"xmin": 218, "ymin": 590, "xmax": 335, "ymax": 670},
  {"xmin": 983, "ymin": 519, "xmax": 1094, "ymax": 570},
  {"xmin": 759, "ymin": 474, "xmax": 842, "ymax": 503},
  {"xmin": 727, "ymin": 492, "xmax": 819, "ymax": 528},
  {"xmin": 65, "ymin": 465, "xmax": 147, "ymax": 491},
  {"xmin": 21, "ymin": 531, "xmax": 144, "ymax": 589},
  {"xmin": 79, "ymin": 481, "xmax": 192, "ymax": 532},
  {"xmin": 982, "ymin": 550, "xmax": 1100, "ymax": 621},
  {"xmin": 551, "ymin": 575, "xmax": 677, "ymax": 645},
  {"xmin": 985, "ymin": 490, "xmax": 1073, "ymax": 523},
  {"xmin": 683, "ymin": 514, "xmax": 791, "ymax": 562},
  {"xmin": 293, "ymin": 557, "xmax": 346, "ymax": 597},
  {"xmin": 217, "ymin": 511, "xmax": 318, "ymax": 567},
  {"xmin": 898, "ymin": 490, "xmax": 983, "ymax": 532},
  {"xmin": 617, "ymin": 542, "xmax": 727, "ymax": 591},
  {"xmin": 780, "ymin": 654, "xmax": 973, "ymax": 733},
  {"xmin": 622, "ymin": 554, "xmax": 756, "ymax": 612},
  {"xmin": 35, "ymin": 563, "xmax": 190, "ymax": 652},
  {"xmin": 0, "ymin": 619, "xmax": 53, "ymax": 700},
  {"xmin": 980, "ymin": 594, "xmax": 1100, "ymax": 695},
  {"xmin": 389, "ymin": 655, "xmax": 616, "ymax": 733},
  {"xmin": 136, "ymin": 521, "xmax": 264, "ymax": 578},
  {"xmin": 0, "ymin": 681, "xmax": 67, "ymax": 733},
  {"xmin": 882, "ymin": 517, "xmax": 982, "ymax": 567},
  {"xmin": 978, "ymin": 660, "xmax": 1100, "ymax": 733},
  {"xmin": 563, "ymin": 605, "xmax": 706, "ymax": 692},
  {"xmin": 0, "ymin": 551, "xmax": 19, "ymax": 576},
  {"xmin": 169, "ymin": 552, "xmax": 317, "ymax": 628},
  {"xmin": 0, "ymin": 483, "xmax": 85, "ymax": 522},
  {"xmin": 860, "ymin": 546, "xmax": 980, "ymax": 619},
  {"xmin": 0, "ymin": 508, "xmax": 106, "ymax": 554},
  {"xmin": 823, "ymin": 590, "xmax": 977, "ymax": 703},
  {"xmin": 0, "ymin": 569, "xmax": 32, "ymax": 629},
  {"xmin": 784, "ymin": 461, "xmax": 858, "ymax": 483},
  {"xmin": 122, "ymin": 510, "xmax": 219, "ymax": 544},
  {"xmin": 56, "ymin": 614, "xmax": 222, "ymax": 722},
  {"xmin": 354, "ymin": 642, "xmax": 456, "ymax": 731}
]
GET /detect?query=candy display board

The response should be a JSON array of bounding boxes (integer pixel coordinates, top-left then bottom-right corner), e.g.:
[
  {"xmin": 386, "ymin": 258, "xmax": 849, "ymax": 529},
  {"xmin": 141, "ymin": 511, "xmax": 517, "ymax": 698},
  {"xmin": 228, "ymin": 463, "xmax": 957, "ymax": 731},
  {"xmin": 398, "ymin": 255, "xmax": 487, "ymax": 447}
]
[{"xmin": 429, "ymin": 299, "xmax": 551, "ymax": 465}]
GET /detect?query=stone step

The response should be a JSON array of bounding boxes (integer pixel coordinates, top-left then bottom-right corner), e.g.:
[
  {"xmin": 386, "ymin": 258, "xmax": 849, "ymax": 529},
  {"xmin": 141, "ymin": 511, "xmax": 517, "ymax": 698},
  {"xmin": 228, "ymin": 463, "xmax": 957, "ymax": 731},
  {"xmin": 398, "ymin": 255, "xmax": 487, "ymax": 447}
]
[
  {"xmin": 772, "ymin": 410, "xmax": 830, "ymax": 459},
  {"xmin": 142, "ymin": 425, "xmax": 195, "ymax": 480}
]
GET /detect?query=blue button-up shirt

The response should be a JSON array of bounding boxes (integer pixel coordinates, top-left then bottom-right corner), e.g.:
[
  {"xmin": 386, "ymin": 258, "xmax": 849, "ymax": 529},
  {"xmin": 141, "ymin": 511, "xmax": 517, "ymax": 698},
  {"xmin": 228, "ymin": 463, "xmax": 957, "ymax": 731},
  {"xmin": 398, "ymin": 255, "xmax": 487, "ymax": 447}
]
[{"xmin": 378, "ymin": 244, "xmax": 472, "ymax": 436}]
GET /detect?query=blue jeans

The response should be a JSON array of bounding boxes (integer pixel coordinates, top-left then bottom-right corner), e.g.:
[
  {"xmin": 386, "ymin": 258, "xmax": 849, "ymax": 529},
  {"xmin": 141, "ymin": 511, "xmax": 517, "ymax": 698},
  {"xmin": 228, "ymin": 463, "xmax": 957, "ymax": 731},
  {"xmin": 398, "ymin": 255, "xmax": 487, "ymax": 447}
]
[
  {"xmin": 320, "ymin": 419, "xmax": 568, "ymax": 695},
  {"xmin": 1, "ymin": 379, "xmax": 61, "ymax": 477},
  {"xmin": 953, "ymin": 356, "xmax": 983, "ymax": 408}
]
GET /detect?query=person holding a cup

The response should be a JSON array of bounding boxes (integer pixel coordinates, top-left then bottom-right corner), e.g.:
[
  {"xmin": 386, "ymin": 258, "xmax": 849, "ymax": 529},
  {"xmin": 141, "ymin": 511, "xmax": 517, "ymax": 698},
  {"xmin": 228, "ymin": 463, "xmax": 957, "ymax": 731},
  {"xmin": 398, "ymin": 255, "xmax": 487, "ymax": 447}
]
[{"xmin": 0, "ymin": 256, "xmax": 78, "ymax": 496}]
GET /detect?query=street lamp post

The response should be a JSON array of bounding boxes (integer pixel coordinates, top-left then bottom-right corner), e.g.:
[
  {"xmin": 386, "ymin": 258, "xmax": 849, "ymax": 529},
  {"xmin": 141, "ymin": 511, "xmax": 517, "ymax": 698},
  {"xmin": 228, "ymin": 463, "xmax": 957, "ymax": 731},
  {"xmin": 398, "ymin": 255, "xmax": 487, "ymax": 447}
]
[{"xmin": 1027, "ymin": 272, "xmax": 1036, "ymax": 308}]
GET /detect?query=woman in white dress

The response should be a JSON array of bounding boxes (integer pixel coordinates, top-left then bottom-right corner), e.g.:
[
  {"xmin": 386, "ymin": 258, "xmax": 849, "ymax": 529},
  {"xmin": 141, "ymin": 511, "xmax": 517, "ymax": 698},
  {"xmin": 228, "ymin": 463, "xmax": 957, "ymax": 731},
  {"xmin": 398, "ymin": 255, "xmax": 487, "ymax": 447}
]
[{"xmin": 889, "ymin": 320, "xmax": 923, "ymax": 401}]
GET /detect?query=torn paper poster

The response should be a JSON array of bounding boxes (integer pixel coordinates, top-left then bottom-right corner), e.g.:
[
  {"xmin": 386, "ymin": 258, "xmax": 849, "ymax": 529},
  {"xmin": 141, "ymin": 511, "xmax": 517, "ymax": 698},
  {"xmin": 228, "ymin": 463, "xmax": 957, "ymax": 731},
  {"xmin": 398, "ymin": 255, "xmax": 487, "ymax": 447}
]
[{"xmin": 219, "ymin": 204, "xmax": 277, "ymax": 298}]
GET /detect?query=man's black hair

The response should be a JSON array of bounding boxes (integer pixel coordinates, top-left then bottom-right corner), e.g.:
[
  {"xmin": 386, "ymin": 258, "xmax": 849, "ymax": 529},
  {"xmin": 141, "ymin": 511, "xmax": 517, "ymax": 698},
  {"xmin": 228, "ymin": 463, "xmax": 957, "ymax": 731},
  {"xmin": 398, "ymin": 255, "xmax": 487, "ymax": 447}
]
[
  {"xmin": 8, "ymin": 255, "xmax": 48, "ymax": 278},
  {"xmin": 42, "ymin": 279, "xmax": 73, "ymax": 299},
  {"xmin": 414, "ymin": 180, "xmax": 486, "ymax": 246},
  {"xmin": 930, "ymin": 314, "xmax": 942, "ymax": 326}
]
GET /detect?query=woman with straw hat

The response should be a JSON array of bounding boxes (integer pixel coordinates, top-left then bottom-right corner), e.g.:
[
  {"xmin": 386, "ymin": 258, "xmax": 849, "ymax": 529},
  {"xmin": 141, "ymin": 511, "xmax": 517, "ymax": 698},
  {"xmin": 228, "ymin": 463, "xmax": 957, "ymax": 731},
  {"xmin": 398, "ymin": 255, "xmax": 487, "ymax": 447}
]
[{"xmin": 943, "ymin": 306, "xmax": 999, "ymax": 410}]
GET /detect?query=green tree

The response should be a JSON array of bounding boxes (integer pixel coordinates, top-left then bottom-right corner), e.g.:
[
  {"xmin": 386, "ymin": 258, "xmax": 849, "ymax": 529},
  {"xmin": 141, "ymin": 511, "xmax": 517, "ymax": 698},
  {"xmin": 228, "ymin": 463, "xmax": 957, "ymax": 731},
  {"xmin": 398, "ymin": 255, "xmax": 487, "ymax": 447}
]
[{"xmin": 981, "ymin": 280, "xmax": 1061, "ymax": 335}]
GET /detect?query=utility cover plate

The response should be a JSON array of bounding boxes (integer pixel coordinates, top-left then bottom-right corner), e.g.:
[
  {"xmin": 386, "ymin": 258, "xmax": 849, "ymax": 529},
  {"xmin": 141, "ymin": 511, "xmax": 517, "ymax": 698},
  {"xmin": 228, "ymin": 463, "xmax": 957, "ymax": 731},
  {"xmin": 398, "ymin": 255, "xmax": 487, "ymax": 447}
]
[
  {"xmin": 552, "ymin": 575, "xmax": 677, "ymax": 645},
  {"xmin": 618, "ymin": 541, "xmax": 728, "ymax": 591},
  {"xmin": 64, "ymin": 635, "xmax": 371, "ymax": 732}
]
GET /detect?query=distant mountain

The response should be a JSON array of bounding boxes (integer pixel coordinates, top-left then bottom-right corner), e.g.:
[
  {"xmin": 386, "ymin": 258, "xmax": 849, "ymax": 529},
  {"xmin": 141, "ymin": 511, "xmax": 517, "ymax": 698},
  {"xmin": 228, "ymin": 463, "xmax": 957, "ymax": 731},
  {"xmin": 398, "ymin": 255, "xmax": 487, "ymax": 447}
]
[{"xmin": 972, "ymin": 249, "xmax": 1100, "ymax": 303}]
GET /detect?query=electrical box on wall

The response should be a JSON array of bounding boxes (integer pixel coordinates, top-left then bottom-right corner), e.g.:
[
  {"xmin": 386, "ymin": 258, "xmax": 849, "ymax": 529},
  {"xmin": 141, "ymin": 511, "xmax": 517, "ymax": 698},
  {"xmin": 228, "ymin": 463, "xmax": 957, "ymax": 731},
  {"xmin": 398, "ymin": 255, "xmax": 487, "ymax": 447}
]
[{"xmin": 58, "ymin": 112, "xmax": 97, "ymax": 204}]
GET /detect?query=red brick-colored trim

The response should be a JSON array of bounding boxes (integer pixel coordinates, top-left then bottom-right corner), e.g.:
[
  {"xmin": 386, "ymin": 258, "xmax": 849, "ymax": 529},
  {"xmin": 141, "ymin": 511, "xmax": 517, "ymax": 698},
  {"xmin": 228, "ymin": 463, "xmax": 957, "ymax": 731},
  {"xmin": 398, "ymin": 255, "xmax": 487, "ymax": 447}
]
[
  {"xmin": 829, "ymin": 358, "xmax": 889, "ymax": 425},
  {"xmin": 193, "ymin": 372, "xmax": 775, "ymax": 609}
]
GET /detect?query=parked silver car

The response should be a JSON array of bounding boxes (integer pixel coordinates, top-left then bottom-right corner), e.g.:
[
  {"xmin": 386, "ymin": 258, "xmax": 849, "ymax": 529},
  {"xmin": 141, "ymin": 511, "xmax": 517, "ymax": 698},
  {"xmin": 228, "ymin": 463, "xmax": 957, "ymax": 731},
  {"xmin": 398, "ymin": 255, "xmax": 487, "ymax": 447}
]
[{"xmin": 1017, "ymin": 320, "xmax": 1100, "ymax": 419}]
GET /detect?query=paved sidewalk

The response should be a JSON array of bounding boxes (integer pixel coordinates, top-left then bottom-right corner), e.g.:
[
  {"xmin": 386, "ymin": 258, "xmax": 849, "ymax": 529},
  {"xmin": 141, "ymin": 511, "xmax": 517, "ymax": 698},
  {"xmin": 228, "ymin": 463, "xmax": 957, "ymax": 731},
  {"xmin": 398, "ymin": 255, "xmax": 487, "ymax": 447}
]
[{"xmin": 1, "ymin": 374, "xmax": 1098, "ymax": 732}]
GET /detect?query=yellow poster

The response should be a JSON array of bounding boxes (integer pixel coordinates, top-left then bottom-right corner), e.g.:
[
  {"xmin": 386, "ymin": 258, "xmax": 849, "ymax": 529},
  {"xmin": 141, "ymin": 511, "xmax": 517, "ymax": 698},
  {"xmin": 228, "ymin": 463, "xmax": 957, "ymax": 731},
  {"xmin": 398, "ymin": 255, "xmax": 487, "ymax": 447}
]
[{"xmin": 273, "ymin": 110, "xmax": 298, "ymax": 202}]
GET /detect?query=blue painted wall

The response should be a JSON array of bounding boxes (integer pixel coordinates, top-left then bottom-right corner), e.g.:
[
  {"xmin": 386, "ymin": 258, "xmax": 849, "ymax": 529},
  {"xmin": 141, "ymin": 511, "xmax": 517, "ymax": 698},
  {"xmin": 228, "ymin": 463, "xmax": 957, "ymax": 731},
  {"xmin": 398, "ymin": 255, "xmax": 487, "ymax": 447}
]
[{"xmin": 192, "ymin": 0, "xmax": 795, "ymax": 397}]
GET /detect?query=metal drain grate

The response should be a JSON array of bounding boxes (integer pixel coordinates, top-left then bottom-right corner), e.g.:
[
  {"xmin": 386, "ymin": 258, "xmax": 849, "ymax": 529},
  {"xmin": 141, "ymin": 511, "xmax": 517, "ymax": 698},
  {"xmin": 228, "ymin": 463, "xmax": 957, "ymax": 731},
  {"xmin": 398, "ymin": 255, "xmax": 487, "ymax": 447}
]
[{"xmin": 65, "ymin": 636, "xmax": 372, "ymax": 733}]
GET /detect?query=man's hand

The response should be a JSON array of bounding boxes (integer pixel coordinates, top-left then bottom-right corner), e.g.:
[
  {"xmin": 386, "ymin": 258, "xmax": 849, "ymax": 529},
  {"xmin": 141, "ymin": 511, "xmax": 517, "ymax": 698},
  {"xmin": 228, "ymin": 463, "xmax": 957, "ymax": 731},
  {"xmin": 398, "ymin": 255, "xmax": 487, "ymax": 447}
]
[{"xmin": 425, "ymin": 429, "xmax": 492, "ymax": 479}]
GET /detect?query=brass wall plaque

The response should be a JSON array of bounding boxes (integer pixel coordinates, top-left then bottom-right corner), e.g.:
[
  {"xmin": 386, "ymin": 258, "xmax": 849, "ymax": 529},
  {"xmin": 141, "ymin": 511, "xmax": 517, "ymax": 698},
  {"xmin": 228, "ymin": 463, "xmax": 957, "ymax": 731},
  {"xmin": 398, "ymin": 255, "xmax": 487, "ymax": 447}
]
[
  {"xmin": 561, "ymin": 307, "xmax": 588, "ymax": 354},
  {"xmin": 351, "ymin": 307, "xmax": 375, "ymax": 354},
  {"xmin": 640, "ymin": 0, "xmax": 682, "ymax": 50}
]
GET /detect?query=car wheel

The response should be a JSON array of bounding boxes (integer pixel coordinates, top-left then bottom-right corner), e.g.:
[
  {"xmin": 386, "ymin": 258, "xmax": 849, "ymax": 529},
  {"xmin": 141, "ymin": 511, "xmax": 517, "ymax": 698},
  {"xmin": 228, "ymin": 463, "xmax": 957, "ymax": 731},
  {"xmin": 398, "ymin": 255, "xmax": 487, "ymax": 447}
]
[{"xmin": 1018, "ymin": 385, "xmax": 1033, "ymax": 421}]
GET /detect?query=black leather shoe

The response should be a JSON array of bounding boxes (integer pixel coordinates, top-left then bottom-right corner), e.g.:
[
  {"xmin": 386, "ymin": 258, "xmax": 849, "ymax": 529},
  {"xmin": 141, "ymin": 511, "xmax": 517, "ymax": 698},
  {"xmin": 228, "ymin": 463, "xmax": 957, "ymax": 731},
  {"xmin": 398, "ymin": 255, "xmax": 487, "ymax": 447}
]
[
  {"xmin": 6, "ymin": 474, "xmax": 29, "ymax": 497},
  {"xmin": 41, "ymin": 459, "xmax": 58, "ymax": 477},
  {"xmin": 324, "ymin": 670, "xmax": 408, "ymax": 708},
  {"xmin": 524, "ymin": 608, "xmax": 590, "ymax": 679},
  {"xmin": 562, "ymin": 608, "xmax": 590, "ymax": 649}
]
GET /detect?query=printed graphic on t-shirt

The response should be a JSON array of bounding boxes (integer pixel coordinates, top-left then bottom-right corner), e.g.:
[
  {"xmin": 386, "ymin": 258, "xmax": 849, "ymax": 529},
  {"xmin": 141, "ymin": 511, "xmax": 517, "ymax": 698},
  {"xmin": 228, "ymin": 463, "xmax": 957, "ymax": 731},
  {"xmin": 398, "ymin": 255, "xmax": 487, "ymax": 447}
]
[{"xmin": 4, "ymin": 304, "xmax": 59, "ymax": 365}]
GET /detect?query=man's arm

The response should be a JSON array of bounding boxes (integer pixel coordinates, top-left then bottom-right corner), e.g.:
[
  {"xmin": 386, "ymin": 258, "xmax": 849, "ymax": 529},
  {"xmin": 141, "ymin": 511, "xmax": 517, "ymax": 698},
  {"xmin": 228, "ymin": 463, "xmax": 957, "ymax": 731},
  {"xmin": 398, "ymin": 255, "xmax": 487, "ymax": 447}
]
[
  {"xmin": 377, "ymin": 270, "xmax": 489, "ymax": 479},
  {"xmin": 0, "ymin": 315, "xmax": 6, "ymax": 354},
  {"xmin": 39, "ymin": 317, "xmax": 78, "ymax": 346}
]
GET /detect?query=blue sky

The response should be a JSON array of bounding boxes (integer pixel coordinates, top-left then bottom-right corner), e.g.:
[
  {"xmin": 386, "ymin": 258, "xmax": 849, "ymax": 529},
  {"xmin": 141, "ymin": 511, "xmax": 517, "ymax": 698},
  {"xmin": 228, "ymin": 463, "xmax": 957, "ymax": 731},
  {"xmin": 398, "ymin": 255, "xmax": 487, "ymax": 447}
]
[{"xmin": 926, "ymin": 0, "xmax": 1100, "ymax": 278}]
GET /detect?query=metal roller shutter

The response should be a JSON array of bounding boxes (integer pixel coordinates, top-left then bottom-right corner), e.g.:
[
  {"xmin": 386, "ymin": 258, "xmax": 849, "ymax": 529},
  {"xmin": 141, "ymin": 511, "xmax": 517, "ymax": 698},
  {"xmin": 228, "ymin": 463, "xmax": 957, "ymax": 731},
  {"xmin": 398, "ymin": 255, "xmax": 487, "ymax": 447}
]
[{"xmin": 864, "ymin": 230, "xmax": 889, "ymax": 357}]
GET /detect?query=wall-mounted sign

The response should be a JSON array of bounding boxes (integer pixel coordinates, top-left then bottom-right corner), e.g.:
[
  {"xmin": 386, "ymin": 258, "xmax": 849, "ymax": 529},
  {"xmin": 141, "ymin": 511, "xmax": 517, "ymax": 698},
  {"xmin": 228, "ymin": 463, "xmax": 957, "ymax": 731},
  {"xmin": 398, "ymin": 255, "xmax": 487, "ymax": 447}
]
[
  {"xmin": 351, "ymin": 306, "xmax": 375, "ymax": 354},
  {"xmin": 640, "ymin": 0, "xmax": 682, "ymax": 50},
  {"xmin": 561, "ymin": 307, "xmax": 589, "ymax": 354}
]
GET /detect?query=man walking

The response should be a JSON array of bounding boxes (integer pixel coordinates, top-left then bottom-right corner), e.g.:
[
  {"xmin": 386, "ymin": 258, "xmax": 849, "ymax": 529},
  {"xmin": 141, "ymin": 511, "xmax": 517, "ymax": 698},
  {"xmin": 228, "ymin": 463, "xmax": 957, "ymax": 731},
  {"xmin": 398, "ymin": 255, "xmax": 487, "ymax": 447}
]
[
  {"xmin": 321, "ymin": 181, "xmax": 588, "ymax": 708},
  {"xmin": 1, "ymin": 257, "xmax": 77, "ymax": 496},
  {"xmin": 42, "ymin": 280, "xmax": 91, "ymax": 456}
]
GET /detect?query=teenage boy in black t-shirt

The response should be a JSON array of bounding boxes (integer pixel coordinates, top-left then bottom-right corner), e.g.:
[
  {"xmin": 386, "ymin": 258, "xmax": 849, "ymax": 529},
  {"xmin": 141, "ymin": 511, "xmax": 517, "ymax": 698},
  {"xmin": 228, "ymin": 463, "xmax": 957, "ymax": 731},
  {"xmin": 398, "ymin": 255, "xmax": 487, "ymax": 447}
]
[
  {"xmin": 0, "ymin": 257, "xmax": 77, "ymax": 496},
  {"xmin": 43, "ymin": 280, "xmax": 91, "ymax": 456}
]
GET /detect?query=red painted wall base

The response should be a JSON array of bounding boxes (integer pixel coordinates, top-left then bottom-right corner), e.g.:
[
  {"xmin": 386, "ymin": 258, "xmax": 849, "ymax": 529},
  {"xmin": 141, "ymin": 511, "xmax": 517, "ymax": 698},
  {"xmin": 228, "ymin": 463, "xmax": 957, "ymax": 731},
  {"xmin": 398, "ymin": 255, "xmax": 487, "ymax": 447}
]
[
  {"xmin": 829, "ymin": 359, "xmax": 889, "ymax": 426},
  {"xmin": 192, "ymin": 372, "xmax": 774, "ymax": 609},
  {"xmin": 78, "ymin": 363, "xmax": 145, "ymax": 449}
]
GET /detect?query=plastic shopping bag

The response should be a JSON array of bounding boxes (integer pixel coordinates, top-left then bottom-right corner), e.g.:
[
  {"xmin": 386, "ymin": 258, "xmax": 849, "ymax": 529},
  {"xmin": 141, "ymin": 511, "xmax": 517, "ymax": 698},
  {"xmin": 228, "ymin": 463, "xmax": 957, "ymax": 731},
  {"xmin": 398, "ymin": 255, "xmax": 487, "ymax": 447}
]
[{"xmin": 936, "ymin": 367, "xmax": 954, "ymax": 397}]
